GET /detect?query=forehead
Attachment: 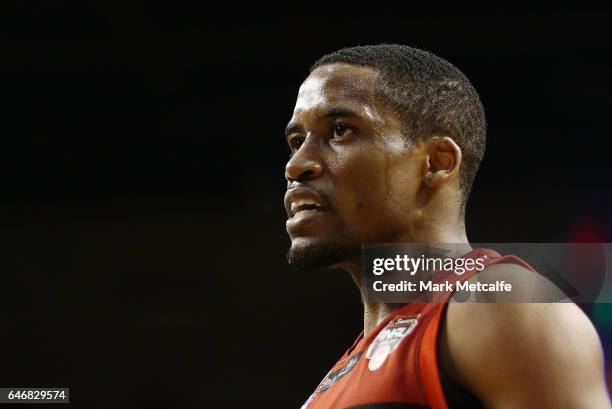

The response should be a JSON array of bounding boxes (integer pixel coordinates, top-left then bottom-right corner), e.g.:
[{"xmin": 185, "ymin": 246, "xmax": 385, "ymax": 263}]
[{"xmin": 293, "ymin": 64, "xmax": 387, "ymax": 119}]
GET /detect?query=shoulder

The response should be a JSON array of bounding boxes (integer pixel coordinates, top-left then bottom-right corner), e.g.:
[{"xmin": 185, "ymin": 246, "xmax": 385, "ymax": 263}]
[
  {"xmin": 439, "ymin": 300, "xmax": 608, "ymax": 408},
  {"xmin": 443, "ymin": 301, "xmax": 600, "ymax": 358}
]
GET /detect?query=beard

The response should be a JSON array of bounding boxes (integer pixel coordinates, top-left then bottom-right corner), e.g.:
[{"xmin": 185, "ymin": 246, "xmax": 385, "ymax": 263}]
[{"xmin": 287, "ymin": 231, "xmax": 358, "ymax": 271}]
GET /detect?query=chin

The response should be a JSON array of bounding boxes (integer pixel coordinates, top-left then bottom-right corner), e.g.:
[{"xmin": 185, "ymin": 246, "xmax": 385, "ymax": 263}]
[{"xmin": 286, "ymin": 235, "xmax": 355, "ymax": 272}]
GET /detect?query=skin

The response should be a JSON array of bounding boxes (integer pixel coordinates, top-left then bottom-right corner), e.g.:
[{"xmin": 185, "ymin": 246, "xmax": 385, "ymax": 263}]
[{"xmin": 284, "ymin": 63, "xmax": 610, "ymax": 408}]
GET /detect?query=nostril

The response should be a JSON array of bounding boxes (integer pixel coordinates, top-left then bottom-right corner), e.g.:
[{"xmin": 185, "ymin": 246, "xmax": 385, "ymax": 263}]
[{"xmin": 299, "ymin": 170, "xmax": 316, "ymax": 180}]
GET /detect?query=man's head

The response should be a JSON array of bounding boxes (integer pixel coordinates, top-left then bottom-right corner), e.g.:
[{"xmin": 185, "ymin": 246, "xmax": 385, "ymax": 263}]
[{"xmin": 284, "ymin": 44, "xmax": 486, "ymax": 271}]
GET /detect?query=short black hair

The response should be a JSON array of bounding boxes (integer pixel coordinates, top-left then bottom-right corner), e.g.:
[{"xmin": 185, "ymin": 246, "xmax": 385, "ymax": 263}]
[{"xmin": 311, "ymin": 44, "xmax": 486, "ymax": 213}]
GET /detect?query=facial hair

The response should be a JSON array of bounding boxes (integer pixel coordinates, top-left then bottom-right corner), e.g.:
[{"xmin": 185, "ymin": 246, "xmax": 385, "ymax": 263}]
[{"xmin": 286, "ymin": 229, "xmax": 359, "ymax": 271}]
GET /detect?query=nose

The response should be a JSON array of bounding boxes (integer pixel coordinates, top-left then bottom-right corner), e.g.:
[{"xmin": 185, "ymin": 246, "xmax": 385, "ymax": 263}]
[{"xmin": 285, "ymin": 135, "xmax": 323, "ymax": 183}]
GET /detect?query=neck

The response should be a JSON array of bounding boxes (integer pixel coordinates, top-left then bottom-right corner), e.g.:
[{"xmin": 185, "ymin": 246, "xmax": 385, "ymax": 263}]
[{"xmin": 342, "ymin": 221, "xmax": 470, "ymax": 335}]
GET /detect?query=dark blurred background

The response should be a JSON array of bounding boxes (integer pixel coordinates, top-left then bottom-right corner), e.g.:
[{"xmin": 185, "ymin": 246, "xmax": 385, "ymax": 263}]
[{"xmin": 1, "ymin": 3, "xmax": 611, "ymax": 408}]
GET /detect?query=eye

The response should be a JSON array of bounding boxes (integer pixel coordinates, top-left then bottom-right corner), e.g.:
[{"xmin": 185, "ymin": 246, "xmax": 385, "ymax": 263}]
[
  {"xmin": 289, "ymin": 135, "xmax": 305, "ymax": 152},
  {"xmin": 332, "ymin": 123, "xmax": 352, "ymax": 139}
]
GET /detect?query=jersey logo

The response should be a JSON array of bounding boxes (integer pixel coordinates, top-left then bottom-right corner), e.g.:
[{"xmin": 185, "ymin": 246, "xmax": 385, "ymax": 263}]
[
  {"xmin": 319, "ymin": 351, "xmax": 363, "ymax": 392},
  {"xmin": 301, "ymin": 352, "xmax": 363, "ymax": 409},
  {"xmin": 366, "ymin": 315, "xmax": 419, "ymax": 371}
]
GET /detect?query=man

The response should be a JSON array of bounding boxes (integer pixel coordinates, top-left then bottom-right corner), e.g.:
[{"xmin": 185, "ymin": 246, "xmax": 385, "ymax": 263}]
[{"xmin": 283, "ymin": 45, "xmax": 610, "ymax": 409}]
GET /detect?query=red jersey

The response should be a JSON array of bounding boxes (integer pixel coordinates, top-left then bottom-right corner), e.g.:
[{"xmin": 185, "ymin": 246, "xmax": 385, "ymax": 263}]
[{"xmin": 301, "ymin": 248, "xmax": 536, "ymax": 409}]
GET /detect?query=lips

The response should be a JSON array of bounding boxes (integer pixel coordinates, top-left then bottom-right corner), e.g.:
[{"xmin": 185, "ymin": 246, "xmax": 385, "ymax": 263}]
[
  {"xmin": 291, "ymin": 198, "xmax": 323, "ymax": 216},
  {"xmin": 284, "ymin": 187, "xmax": 328, "ymax": 219}
]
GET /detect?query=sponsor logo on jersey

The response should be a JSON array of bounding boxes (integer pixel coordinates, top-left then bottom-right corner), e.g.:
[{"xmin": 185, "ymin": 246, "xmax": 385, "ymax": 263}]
[
  {"xmin": 394, "ymin": 317, "xmax": 417, "ymax": 325},
  {"xmin": 319, "ymin": 352, "xmax": 363, "ymax": 392},
  {"xmin": 301, "ymin": 352, "xmax": 363, "ymax": 409},
  {"xmin": 366, "ymin": 315, "xmax": 419, "ymax": 371}
]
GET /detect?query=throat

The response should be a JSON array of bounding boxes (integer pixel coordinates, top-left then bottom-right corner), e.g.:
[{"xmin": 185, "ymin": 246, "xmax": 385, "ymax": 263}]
[{"xmin": 363, "ymin": 303, "xmax": 402, "ymax": 336}]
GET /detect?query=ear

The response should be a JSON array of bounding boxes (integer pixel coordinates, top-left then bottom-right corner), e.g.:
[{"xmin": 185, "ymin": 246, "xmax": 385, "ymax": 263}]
[{"xmin": 423, "ymin": 136, "xmax": 462, "ymax": 188}]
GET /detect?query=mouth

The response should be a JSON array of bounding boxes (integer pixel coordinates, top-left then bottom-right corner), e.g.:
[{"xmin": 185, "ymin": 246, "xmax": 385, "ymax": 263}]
[
  {"xmin": 284, "ymin": 187, "xmax": 331, "ymax": 233},
  {"xmin": 284, "ymin": 187, "xmax": 328, "ymax": 219},
  {"xmin": 290, "ymin": 199, "xmax": 324, "ymax": 218}
]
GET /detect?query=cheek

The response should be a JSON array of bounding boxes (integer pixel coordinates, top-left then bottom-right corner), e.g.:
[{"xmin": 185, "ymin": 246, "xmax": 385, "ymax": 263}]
[
  {"xmin": 333, "ymin": 157, "xmax": 399, "ymax": 226},
  {"xmin": 335, "ymin": 150, "xmax": 417, "ymax": 233},
  {"xmin": 339, "ymin": 158, "xmax": 386, "ymax": 207},
  {"xmin": 384, "ymin": 161, "xmax": 419, "ymax": 214}
]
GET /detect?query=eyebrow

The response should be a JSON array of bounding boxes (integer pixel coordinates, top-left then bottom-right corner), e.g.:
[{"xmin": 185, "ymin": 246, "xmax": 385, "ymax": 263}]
[{"xmin": 284, "ymin": 106, "xmax": 361, "ymax": 137}]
